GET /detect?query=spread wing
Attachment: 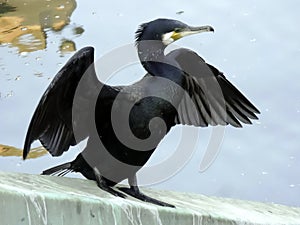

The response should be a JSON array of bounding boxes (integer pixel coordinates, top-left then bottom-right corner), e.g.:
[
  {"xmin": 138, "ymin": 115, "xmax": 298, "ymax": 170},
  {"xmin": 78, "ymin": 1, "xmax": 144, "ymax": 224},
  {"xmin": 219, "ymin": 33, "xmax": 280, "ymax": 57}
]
[
  {"xmin": 168, "ymin": 48, "xmax": 260, "ymax": 127},
  {"xmin": 23, "ymin": 47, "xmax": 102, "ymax": 159}
]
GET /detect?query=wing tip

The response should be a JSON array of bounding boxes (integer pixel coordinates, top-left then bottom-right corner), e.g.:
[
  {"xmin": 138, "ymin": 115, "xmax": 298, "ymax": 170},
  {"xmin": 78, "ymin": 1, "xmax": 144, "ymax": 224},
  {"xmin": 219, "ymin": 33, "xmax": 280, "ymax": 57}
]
[
  {"xmin": 78, "ymin": 46, "xmax": 95, "ymax": 58},
  {"xmin": 254, "ymin": 108, "xmax": 261, "ymax": 114},
  {"xmin": 23, "ymin": 133, "xmax": 33, "ymax": 160},
  {"xmin": 66, "ymin": 46, "xmax": 95, "ymax": 66},
  {"xmin": 22, "ymin": 145, "xmax": 30, "ymax": 160}
]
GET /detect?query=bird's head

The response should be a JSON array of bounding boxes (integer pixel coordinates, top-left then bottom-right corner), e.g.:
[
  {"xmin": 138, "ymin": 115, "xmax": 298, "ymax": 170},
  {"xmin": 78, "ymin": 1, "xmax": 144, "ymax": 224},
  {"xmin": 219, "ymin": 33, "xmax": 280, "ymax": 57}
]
[{"xmin": 135, "ymin": 18, "xmax": 214, "ymax": 46}]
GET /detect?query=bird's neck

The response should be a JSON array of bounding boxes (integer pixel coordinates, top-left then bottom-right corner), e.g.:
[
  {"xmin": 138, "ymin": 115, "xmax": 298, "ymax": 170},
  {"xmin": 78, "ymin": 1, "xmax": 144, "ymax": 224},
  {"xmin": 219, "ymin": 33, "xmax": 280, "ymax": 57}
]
[
  {"xmin": 137, "ymin": 41, "xmax": 165, "ymax": 70},
  {"xmin": 137, "ymin": 41, "xmax": 183, "ymax": 84}
]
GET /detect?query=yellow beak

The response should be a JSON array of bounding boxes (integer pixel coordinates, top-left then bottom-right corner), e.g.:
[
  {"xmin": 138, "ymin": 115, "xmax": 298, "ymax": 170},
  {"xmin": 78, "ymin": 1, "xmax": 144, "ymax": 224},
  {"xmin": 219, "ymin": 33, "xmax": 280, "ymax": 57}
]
[{"xmin": 162, "ymin": 25, "xmax": 214, "ymax": 45}]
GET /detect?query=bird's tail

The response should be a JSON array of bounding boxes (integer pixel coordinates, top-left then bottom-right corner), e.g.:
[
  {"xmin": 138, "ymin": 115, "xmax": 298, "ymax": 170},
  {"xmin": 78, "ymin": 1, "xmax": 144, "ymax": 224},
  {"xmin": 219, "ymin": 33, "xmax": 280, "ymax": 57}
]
[{"xmin": 42, "ymin": 162, "xmax": 73, "ymax": 177}]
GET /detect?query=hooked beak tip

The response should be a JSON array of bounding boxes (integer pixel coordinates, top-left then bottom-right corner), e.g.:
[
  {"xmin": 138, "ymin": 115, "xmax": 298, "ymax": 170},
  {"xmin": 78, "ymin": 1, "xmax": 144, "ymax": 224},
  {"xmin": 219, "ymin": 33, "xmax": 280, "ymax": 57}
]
[{"xmin": 189, "ymin": 25, "xmax": 215, "ymax": 33}]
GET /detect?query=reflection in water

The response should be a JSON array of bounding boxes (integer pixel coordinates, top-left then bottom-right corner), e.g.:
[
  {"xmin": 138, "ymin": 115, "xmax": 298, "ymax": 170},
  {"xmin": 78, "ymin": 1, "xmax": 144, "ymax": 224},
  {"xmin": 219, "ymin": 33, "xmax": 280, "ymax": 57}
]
[
  {"xmin": 0, "ymin": 144, "xmax": 47, "ymax": 159},
  {"xmin": 0, "ymin": 0, "xmax": 80, "ymax": 53},
  {"xmin": 59, "ymin": 39, "xmax": 76, "ymax": 53},
  {"xmin": 0, "ymin": 2, "xmax": 16, "ymax": 15}
]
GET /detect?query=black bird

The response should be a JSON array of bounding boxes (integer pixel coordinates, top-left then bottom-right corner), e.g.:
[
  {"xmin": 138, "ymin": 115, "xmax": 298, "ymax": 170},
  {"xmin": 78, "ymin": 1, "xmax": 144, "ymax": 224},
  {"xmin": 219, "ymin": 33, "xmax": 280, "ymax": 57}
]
[{"xmin": 23, "ymin": 19, "xmax": 260, "ymax": 207}]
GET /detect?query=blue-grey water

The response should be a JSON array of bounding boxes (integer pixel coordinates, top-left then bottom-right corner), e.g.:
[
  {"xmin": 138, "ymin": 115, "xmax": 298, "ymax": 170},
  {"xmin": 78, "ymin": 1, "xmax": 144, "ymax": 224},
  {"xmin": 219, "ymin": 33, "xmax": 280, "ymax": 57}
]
[{"xmin": 1, "ymin": 0, "xmax": 300, "ymax": 207}]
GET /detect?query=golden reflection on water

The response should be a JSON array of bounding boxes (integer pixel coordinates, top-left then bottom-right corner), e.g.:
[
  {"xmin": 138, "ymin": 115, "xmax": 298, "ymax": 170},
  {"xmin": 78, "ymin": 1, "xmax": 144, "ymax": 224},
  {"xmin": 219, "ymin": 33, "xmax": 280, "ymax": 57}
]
[
  {"xmin": 0, "ymin": 144, "xmax": 47, "ymax": 159},
  {"xmin": 0, "ymin": 0, "xmax": 78, "ymax": 53}
]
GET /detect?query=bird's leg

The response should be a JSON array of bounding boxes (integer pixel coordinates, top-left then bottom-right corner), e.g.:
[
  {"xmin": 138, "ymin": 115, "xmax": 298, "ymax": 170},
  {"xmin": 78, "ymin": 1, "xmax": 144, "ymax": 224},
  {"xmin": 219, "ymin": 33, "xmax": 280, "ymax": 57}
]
[
  {"xmin": 118, "ymin": 175, "xmax": 175, "ymax": 208},
  {"xmin": 93, "ymin": 167, "xmax": 126, "ymax": 198}
]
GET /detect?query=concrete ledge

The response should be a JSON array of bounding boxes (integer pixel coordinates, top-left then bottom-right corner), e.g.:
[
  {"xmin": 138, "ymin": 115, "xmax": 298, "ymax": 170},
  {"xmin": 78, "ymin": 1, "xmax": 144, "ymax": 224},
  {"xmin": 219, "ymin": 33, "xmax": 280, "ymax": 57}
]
[{"xmin": 0, "ymin": 171, "xmax": 299, "ymax": 225}]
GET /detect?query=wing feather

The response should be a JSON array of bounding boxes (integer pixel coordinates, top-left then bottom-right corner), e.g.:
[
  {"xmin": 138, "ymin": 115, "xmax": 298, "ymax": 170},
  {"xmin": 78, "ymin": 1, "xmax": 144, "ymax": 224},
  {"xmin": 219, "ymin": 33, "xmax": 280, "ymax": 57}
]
[
  {"xmin": 167, "ymin": 48, "xmax": 260, "ymax": 128},
  {"xmin": 23, "ymin": 47, "xmax": 98, "ymax": 159}
]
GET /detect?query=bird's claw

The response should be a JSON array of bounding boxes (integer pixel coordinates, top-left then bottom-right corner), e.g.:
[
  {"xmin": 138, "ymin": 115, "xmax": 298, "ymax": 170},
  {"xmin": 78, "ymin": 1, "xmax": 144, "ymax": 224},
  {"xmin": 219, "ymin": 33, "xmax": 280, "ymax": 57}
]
[{"xmin": 118, "ymin": 187, "xmax": 175, "ymax": 208}]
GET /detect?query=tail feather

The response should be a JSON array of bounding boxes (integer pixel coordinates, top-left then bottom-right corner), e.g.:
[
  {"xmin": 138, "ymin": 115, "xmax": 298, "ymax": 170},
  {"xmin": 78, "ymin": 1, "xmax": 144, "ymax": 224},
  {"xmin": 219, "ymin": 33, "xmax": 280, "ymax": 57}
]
[{"xmin": 42, "ymin": 162, "xmax": 72, "ymax": 176}]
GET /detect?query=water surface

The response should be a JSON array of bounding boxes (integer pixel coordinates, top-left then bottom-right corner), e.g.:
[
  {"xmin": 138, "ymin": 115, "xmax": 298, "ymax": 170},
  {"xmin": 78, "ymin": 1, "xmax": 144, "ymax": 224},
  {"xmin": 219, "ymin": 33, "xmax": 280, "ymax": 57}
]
[{"xmin": 0, "ymin": 0, "xmax": 299, "ymax": 207}]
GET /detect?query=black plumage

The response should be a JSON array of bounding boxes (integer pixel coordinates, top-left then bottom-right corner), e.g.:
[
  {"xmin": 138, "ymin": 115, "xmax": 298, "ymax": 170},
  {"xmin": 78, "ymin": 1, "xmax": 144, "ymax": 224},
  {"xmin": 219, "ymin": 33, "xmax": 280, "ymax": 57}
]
[{"xmin": 23, "ymin": 19, "xmax": 259, "ymax": 207}]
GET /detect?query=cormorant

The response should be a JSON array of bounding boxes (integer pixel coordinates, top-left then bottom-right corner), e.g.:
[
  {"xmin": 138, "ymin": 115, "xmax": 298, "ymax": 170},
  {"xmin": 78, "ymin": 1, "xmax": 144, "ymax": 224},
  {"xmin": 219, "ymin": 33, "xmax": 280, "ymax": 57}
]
[{"xmin": 23, "ymin": 19, "xmax": 260, "ymax": 208}]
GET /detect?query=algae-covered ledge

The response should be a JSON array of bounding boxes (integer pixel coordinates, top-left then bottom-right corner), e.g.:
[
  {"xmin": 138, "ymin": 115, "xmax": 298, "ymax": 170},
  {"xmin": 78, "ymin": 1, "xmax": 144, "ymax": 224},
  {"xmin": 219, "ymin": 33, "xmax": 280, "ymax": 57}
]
[{"xmin": 0, "ymin": 171, "xmax": 299, "ymax": 225}]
